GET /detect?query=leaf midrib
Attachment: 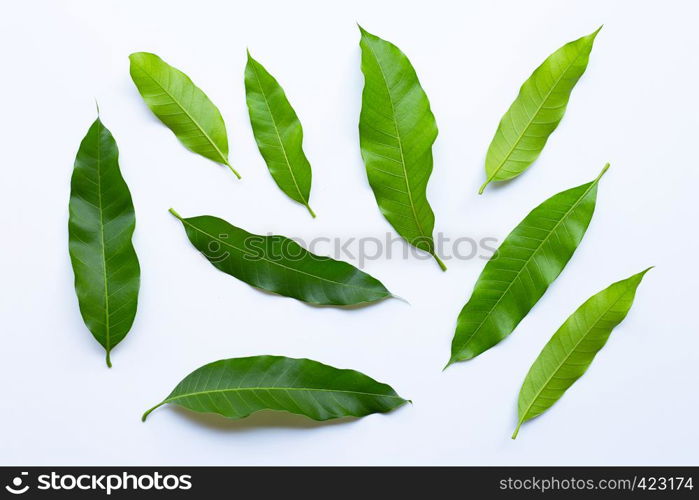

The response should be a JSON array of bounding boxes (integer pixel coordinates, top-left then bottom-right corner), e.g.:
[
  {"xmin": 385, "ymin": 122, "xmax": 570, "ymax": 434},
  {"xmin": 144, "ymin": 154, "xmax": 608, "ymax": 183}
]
[
  {"xmin": 364, "ymin": 39, "xmax": 428, "ymax": 241},
  {"xmin": 249, "ymin": 59, "xmax": 307, "ymax": 206},
  {"xmin": 453, "ymin": 180, "xmax": 597, "ymax": 357},
  {"xmin": 165, "ymin": 386, "xmax": 405, "ymax": 405},
  {"xmin": 95, "ymin": 120, "xmax": 111, "ymax": 356},
  {"xmin": 180, "ymin": 217, "xmax": 385, "ymax": 294},
  {"xmin": 135, "ymin": 59, "xmax": 229, "ymax": 166},
  {"xmin": 487, "ymin": 43, "xmax": 589, "ymax": 183},
  {"xmin": 518, "ymin": 289, "xmax": 630, "ymax": 424}
]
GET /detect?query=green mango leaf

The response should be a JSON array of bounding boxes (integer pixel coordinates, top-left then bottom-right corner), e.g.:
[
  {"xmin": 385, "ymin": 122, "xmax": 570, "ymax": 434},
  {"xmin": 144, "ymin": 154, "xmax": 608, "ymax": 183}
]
[
  {"xmin": 513, "ymin": 268, "xmax": 651, "ymax": 439},
  {"xmin": 244, "ymin": 51, "xmax": 314, "ymax": 217},
  {"xmin": 68, "ymin": 116, "xmax": 140, "ymax": 367},
  {"xmin": 480, "ymin": 27, "xmax": 601, "ymax": 194},
  {"xmin": 447, "ymin": 164, "xmax": 609, "ymax": 367},
  {"xmin": 142, "ymin": 355, "xmax": 409, "ymax": 422},
  {"xmin": 358, "ymin": 26, "xmax": 445, "ymax": 271},
  {"xmin": 169, "ymin": 209, "xmax": 392, "ymax": 306},
  {"xmin": 129, "ymin": 52, "xmax": 240, "ymax": 178}
]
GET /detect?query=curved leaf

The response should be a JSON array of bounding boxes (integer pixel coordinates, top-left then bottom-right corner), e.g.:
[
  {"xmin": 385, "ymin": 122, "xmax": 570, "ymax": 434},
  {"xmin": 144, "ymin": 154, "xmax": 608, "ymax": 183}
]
[
  {"xmin": 244, "ymin": 51, "xmax": 314, "ymax": 217},
  {"xmin": 169, "ymin": 209, "xmax": 392, "ymax": 306},
  {"xmin": 358, "ymin": 26, "xmax": 445, "ymax": 270},
  {"xmin": 142, "ymin": 355, "xmax": 408, "ymax": 422},
  {"xmin": 68, "ymin": 117, "xmax": 140, "ymax": 367},
  {"xmin": 513, "ymin": 268, "xmax": 651, "ymax": 439},
  {"xmin": 129, "ymin": 52, "xmax": 240, "ymax": 178},
  {"xmin": 480, "ymin": 27, "xmax": 601, "ymax": 194},
  {"xmin": 447, "ymin": 164, "xmax": 609, "ymax": 366}
]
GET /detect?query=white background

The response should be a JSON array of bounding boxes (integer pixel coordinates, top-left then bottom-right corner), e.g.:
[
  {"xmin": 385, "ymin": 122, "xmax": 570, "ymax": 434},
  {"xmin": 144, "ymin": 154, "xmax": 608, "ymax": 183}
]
[{"xmin": 1, "ymin": 0, "xmax": 697, "ymax": 465}]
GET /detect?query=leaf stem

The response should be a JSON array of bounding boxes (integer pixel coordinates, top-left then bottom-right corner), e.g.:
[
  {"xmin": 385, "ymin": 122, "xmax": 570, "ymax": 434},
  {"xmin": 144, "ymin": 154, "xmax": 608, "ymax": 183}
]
[
  {"xmin": 432, "ymin": 253, "xmax": 447, "ymax": 271},
  {"xmin": 168, "ymin": 208, "xmax": 184, "ymax": 221},
  {"xmin": 595, "ymin": 162, "xmax": 610, "ymax": 182},
  {"xmin": 225, "ymin": 161, "xmax": 242, "ymax": 179},
  {"xmin": 512, "ymin": 421, "xmax": 523, "ymax": 439},
  {"xmin": 105, "ymin": 350, "xmax": 112, "ymax": 368},
  {"xmin": 304, "ymin": 203, "xmax": 316, "ymax": 218},
  {"xmin": 141, "ymin": 401, "xmax": 166, "ymax": 422},
  {"xmin": 478, "ymin": 178, "xmax": 490, "ymax": 195}
]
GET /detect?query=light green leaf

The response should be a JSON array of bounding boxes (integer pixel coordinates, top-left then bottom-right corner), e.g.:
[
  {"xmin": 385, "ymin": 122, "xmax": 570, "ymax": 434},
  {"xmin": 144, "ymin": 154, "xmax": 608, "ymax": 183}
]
[
  {"xmin": 68, "ymin": 116, "xmax": 140, "ymax": 367},
  {"xmin": 129, "ymin": 52, "xmax": 240, "ymax": 178},
  {"xmin": 169, "ymin": 209, "xmax": 392, "ymax": 306},
  {"xmin": 447, "ymin": 164, "xmax": 609, "ymax": 367},
  {"xmin": 358, "ymin": 26, "xmax": 445, "ymax": 270},
  {"xmin": 142, "ymin": 355, "xmax": 409, "ymax": 422},
  {"xmin": 480, "ymin": 27, "xmax": 601, "ymax": 194},
  {"xmin": 513, "ymin": 268, "xmax": 651, "ymax": 439},
  {"xmin": 244, "ymin": 51, "xmax": 314, "ymax": 217}
]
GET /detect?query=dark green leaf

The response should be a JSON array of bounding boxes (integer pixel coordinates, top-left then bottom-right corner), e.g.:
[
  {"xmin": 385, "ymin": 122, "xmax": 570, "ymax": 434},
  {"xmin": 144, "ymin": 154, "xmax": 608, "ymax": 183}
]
[
  {"xmin": 169, "ymin": 209, "xmax": 392, "ymax": 306},
  {"xmin": 142, "ymin": 355, "xmax": 408, "ymax": 422},
  {"xmin": 358, "ymin": 26, "xmax": 445, "ymax": 270},
  {"xmin": 447, "ymin": 164, "xmax": 609, "ymax": 367},
  {"xmin": 513, "ymin": 268, "xmax": 651, "ymax": 439},
  {"xmin": 129, "ymin": 52, "xmax": 240, "ymax": 178},
  {"xmin": 68, "ymin": 117, "xmax": 140, "ymax": 367},
  {"xmin": 480, "ymin": 27, "xmax": 601, "ymax": 193},
  {"xmin": 244, "ymin": 51, "xmax": 314, "ymax": 217}
]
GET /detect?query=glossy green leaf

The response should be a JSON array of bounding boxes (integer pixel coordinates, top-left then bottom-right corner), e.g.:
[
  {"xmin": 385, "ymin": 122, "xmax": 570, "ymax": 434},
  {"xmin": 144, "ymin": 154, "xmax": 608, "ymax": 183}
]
[
  {"xmin": 480, "ymin": 27, "xmax": 601, "ymax": 194},
  {"xmin": 68, "ymin": 117, "xmax": 140, "ymax": 367},
  {"xmin": 513, "ymin": 268, "xmax": 651, "ymax": 439},
  {"xmin": 129, "ymin": 52, "xmax": 240, "ymax": 178},
  {"xmin": 244, "ymin": 51, "xmax": 314, "ymax": 217},
  {"xmin": 169, "ymin": 209, "xmax": 392, "ymax": 306},
  {"xmin": 447, "ymin": 164, "xmax": 609, "ymax": 367},
  {"xmin": 358, "ymin": 26, "xmax": 445, "ymax": 271},
  {"xmin": 142, "ymin": 355, "xmax": 408, "ymax": 422}
]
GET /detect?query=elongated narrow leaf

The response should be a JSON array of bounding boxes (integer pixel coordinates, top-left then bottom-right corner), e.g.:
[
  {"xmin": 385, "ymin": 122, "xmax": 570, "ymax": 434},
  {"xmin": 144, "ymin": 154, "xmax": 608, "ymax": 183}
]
[
  {"xmin": 143, "ymin": 356, "xmax": 408, "ymax": 422},
  {"xmin": 68, "ymin": 117, "xmax": 140, "ymax": 367},
  {"xmin": 244, "ymin": 52, "xmax": 314, "ymax": 217},
  {"xmin": 358, "ymin": 27, "xmax": 445, "ymax": 271},
  {"xmin": 447, "ymin": 164, "xmax": 609, "ymax": 367},
  {"xmin": 169, "ymin": 209, "xmax": 392, "ymax": 306},
  {"xmin": 513, "ymin": 268, "xmax": 651, "ymax": 439},
  {"xmin": 129, "ymin": 52, "xmax": 240, "ymax": 178},
  {"xmin": 480, "ymin": 27, "xmax": 601, "ymax": 194}
]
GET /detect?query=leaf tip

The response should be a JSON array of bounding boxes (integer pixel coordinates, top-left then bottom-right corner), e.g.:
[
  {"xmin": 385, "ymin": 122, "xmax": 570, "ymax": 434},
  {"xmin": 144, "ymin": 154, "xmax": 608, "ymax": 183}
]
[
  {"xmin": 639, "ymin": 266, "xmax": 655, "ymax": 278},
  {"xmin": 357, "ymin": 24, "xmax": 371, "ymax": 37},
  {"xmin": 389, "ymin": 293, "xmax": 410, "ymax": 305}
]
